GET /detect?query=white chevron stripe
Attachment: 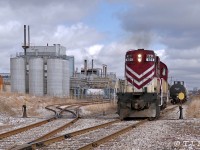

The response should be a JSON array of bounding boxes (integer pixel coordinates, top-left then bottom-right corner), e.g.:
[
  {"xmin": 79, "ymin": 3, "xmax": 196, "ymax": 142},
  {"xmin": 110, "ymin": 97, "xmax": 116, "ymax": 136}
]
[
  {"xmin": 126, "ymin": 71, "xmax": 154, "ymax": 86},
  {"xmin": 126, "ymin": 64, "xmax": 154, "ymax": 79}
]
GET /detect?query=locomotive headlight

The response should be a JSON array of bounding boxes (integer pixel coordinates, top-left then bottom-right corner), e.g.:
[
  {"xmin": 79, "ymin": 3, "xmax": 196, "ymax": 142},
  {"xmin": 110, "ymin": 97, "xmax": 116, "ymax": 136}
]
[
  {"xmin": 137, "ymin": 54, "xmax": 142, "ymax": 62},
  {"xmin": 178, "ymin": 92, "xmax": 185, "ymax": 101}
]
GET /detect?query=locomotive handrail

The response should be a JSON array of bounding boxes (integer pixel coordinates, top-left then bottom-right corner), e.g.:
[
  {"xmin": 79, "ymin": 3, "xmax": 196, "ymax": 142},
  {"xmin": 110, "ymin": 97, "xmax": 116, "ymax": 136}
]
[{"xmin": 158, "ymin": 78, "xmax": 163, "ymax": 106}]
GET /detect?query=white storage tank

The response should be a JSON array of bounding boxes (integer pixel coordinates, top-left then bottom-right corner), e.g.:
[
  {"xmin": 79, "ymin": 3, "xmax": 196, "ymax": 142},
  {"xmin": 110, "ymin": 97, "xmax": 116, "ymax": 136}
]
[
  {"xmin": 29, "ymin": 57, "xmax": 44, "ymax": 96},
  {"xmin": 10, "ymin": 57, "xmax": 25, "ymax": 93},
  {"xmin": 63, "ymin": 60, "xmax": 70, "ymax": 97},
  {"xmin": 67, "ymin": 56, "xmax": 74, "ymax": 77},
  {"xmin": 47, "ymin": 58, "xmax": 63, "ymax": 96}
]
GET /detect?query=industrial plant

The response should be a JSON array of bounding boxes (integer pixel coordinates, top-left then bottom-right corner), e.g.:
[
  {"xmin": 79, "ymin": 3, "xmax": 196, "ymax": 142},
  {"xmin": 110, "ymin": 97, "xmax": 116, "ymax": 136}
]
[
  {"xmin": 10, "ymin": 25, "xmax": 72, "ymax": 97},
  {"xmin": 8, "ymin": 25, "xmax": 118, "ymax": 100},
  {"xmin": 70, "ymin": 59, "xmax": 118, "ymax": 100}
]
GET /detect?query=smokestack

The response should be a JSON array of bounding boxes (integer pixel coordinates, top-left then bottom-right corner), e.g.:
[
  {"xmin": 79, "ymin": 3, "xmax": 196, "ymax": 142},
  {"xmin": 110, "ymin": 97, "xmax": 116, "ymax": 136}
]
[
  {"xmin": 28, "ymin": 25, "xmax": 30, "ymax": 46},
  {"xmin": 102, "ymin": 64, "xmax": 105, "ymax": 77},
  {"xmin": 23, "ymin": 25, "xmax": 30, "ymax": 55},
  {"xmin": 24, "ymin": 25, "xmax": 26, "ymax": 47},
  {"xmin": 92, "ymin": 59, "xmax": 94, "ymax": 75},
  {"xmin": 23, "ymin": 25, "xmax": 27, "ymax": 55},
  {"xmin": 84, "ymin": 59, "xmax": 87, "ymax": 75},
  {"xmin": 105, "ymin": 65, "xmax": 107, "ymax": 77}
]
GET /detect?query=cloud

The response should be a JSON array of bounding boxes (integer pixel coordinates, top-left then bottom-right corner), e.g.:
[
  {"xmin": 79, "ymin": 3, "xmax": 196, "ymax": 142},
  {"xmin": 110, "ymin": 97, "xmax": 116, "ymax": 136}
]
[
  {"xmin": 115, "ymin": 0, "xmax": 200, "ymax": 89},
  {"xmin": 67, "ymin": 44, "xmax": 104, "ymax": 70},
  {"xmin": 2, "ymin": 0, "xmax": 98, "ymax": 24},
  {"xmin": 0, "ymin": 1, "xmax": 101, "ymax": 73},
  {"xmin": 0, "ymin": 0, "xmax": 200, "ymax": 90},
  {"xmin": 29, "ymin": 23, "xmax": 104, "ymax": 48},
  {"xmin": 86, "ymin": 44, "xmax": 103, "ymax": 56},
  {"xmin": 118, "ymin": 0, "xmax": 200, "ymax": 49}
]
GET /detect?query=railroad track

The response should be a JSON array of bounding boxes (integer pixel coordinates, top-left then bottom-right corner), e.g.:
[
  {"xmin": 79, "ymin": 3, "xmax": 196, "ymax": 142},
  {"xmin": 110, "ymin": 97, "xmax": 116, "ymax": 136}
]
[
  {"xmin": 0, "ymin": 104, "xmax": 74, "ymax": 149},
  {"xmin": 160, "ymin": 105, "xmax": 179, "ymax": 119},
  {"xmin": 0, "ymin": 103, "xmax": 68, "ymax": 141},
  {"xmin": 0, "ymin": 118, "xmax": 78, "ymax": 150},
  {"xmin": 78, "ymin": 120, "xmax": 147, "ymax": 150},
  {"xmin": 12, "ymin": 119, "xmax": 147, "ymax": 150},
  {"xmin": 13, "ymin": 119, "xmax": 121, "ymax": 149},
  {"xmin": 0, "ymin": 101, "xmax": 106, "ymax": 150},
  {"xmin": 0, "ymin": 117, "xmax": 56, "ymax": 140},
  {"xmin": 1, "ymin": 101, "xmax": 176, "ymax": 149}
]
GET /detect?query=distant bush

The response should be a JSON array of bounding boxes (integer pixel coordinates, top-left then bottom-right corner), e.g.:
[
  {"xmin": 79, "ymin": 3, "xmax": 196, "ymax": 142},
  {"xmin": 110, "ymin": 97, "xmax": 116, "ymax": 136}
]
[
  {"xmin": 186, "ymin": 96, "xmax": 200, "ymax": 118},
  {"xmin": 81, "ymin": 102, "xmax": 117, "ymax": 116},
  {"xmin": 0, "ymin": 92, "xmax": 78, "ymax": 117}
]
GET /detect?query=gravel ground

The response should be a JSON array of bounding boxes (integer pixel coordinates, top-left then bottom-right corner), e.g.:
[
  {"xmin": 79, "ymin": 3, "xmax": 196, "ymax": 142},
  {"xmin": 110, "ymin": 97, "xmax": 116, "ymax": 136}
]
[
  {"xmin": 41, "ymin": 119, "xmax": 140, "ymax": 150},
  {"xmin": 0, "ymin": 114, "xmax": 44, "ymax": 132},
  {"xmin": 0, "ymin": 102, "xmax": 200, "ymax": 150},
  {"xmin": 95, "ymin": 104, "xmax": 200, "ymax": 150},
  {"xmin": 0, "ymin": 118, "xmax": 73, "ymax": 149}
]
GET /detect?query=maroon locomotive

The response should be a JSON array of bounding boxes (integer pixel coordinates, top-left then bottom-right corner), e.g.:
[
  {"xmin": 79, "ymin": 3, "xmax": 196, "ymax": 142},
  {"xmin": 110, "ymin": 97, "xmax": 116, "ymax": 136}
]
[{"xmin": 117, "ymin": 49, "xmax": 168, "ymax": 120}]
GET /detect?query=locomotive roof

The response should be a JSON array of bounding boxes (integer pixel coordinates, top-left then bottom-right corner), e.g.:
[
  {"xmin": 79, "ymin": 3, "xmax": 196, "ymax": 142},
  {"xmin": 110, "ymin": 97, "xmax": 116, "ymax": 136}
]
[
  {"xmin": 126, "ymin": 49, "xmax": 168, "ymax": 67},
  {"xmin": 160, "ymin": 61, "xmax": 168, "ymax": 69},
  {"xmin": 127, "ymin": 49, "xmax": 155, "ymax": 54}
]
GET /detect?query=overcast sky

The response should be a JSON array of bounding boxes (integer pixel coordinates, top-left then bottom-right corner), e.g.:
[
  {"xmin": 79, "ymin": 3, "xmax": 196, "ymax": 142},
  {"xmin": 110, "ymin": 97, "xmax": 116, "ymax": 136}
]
[{"xmin": 0, "ymin": 0, "xmax": 200, "ymax": 90}]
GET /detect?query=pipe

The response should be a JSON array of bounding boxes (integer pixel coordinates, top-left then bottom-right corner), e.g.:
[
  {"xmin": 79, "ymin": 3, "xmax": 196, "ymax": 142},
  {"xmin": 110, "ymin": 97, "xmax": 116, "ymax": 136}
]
[
  {"xmin": 92, "ymin": 59, "xmax": 93, "ymax": 75},
  {"xmin": 102, "ymin": 65, "xmax": 105, "ymax": 77},
  {"xmin": 159, "ymin": 78, "xmax": 163, "ymax": 106},
  {"xmin": 24, "ymin": 25, "xmax": 26, "ymax": 55},
  {"xmin": 28, "ymin": 25, "xmax": 30, "ymax": 47},
  {"xmin": 84, "ymin": 60, "xmax": 87, "ymax": 75},
  {"xmin": 105, "ymin": 65, "xmax": 107, "ymax": 77},
  {"xmin": 24, "ymin": 25, "xmax": 26, "ymax": 47}
]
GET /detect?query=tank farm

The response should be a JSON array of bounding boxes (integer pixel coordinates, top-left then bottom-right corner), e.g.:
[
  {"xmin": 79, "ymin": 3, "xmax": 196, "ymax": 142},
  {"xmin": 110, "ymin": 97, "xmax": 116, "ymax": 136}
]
[{"xmin": 1, "ymin": 26, "xmax": 199, "ymax": 150}]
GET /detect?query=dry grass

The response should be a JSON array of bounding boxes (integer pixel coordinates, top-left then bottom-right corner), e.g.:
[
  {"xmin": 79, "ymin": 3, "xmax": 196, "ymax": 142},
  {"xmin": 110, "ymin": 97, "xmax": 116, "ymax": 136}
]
[
  {"xmin": 186, "ymin": 95, "xmax": 200, "ymax": 118},
  {"xmin": 0, "ymin": 92, "xmax": 117, "ymax": 118},
  {"xmin": 0, "ymin": 92, "xmax": 78, "ymax": 117},
  {"xmin": 82, "ymin": 102, "xmax": 117, "ymax": 115}
]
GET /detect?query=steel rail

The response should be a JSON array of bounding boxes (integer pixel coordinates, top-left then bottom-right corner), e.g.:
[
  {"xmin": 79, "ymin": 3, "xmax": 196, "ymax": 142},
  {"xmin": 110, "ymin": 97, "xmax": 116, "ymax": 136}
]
[
  {"xmin": 29, "ymin": 117, "xmax": 79, "ymax": 144},
  {"xmin": 58, "ymin": 105, "xmax": 80, "ymax": 117},
  {"xmin": 0, "ymin": 117, "xmax": 56, "ymax": 140},
  {"xmin": 45, "ymin": 104, "xmax": 61, "ymax": 116},
  {"xmin": 161, "ymin": 105, "xmax": 178, "ymax": 114},
  {"xmin": 13, "ymin": 119, "xmax": 120, "ymax": 150},
  {"xmin": 57, "ymin": 102, "xmax": 107, "ymax": 117},
  {"xmin": 9, "ymin": 106, "xmax": 80, "ymax": 150},
  {"xmin": 78, "ymin": 120, "xmax": 148, "ymax": 150}
]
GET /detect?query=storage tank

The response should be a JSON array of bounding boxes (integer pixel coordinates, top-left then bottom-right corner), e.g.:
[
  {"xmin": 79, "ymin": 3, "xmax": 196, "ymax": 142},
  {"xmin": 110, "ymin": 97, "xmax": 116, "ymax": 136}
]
[
  {"xmin": 47, "ymin": 58, "xmax": 63, "ymax": 96},
  {"xmin": 63, "ymin": 60, "xmax": 70, "ymax": 97},
  {"xmin": 29, "ymin": 57, "xmax": 44, "ymax": 96},
  {"xmin": 170, "ymin": 81, "xmax": 187, "ymax": 104},
  {"xmin": 67, "ymin": 56, "xmax": 74, "ymax": 77},
  {"xmin": 10, "ymin": 57, "xmax": 25, "ymax": 93}
]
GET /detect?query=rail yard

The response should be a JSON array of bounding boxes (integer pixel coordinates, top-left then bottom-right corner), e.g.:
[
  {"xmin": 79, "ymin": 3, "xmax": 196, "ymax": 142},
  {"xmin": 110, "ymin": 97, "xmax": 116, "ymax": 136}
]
[
  {"xmin": 0, "ymin": 46, "xmax": 200, "ymax": 150},
  {"xmin": 1, "ymin": 1, "xmax": 200, "ymax": 150},
  {"xmin": 0, "ymin": 94, "xmax": 200, "ymax": 150}
]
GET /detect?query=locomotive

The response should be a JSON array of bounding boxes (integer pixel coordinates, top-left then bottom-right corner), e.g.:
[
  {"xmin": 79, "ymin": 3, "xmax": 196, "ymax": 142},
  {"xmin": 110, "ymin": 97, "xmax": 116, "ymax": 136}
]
[
  {"xmin": 170, "ymin": 81, "xmax": 187, "ymax": 104},
  {"xmin": 117, "ymin": 49, "xmax": 168, "ymax": 120}
]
